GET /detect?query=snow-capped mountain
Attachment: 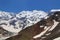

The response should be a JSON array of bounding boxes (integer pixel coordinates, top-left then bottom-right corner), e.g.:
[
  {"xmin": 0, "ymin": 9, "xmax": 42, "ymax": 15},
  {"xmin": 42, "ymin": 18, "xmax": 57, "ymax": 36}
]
[
  {"xmin": 5, "ymin": 9, "xmax": 60, "ymax": 40},
  {"xmin": 0, "ymin": 9, "xmax": 60, "ymax": 40},
  {"xmin": 0, "ymin": 10, "xmax": 48, "ymax": 40},
  {"xmin": 0, "ymin": 11, "xmax": 14, "ymax": 20},
  {"xmin": 0, "ymin": 10, "xmax": 48, "ymax": 33},
  {"xmin": 16, "ymin": 10, "xmax": 48, "ymax": 29}
]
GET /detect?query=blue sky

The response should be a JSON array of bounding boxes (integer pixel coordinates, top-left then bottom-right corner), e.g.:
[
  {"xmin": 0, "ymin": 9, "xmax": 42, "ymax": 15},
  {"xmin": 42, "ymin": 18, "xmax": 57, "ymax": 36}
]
[{"xmin": 0, "ymin": 0, "xmax": 60, "ymax": 13}]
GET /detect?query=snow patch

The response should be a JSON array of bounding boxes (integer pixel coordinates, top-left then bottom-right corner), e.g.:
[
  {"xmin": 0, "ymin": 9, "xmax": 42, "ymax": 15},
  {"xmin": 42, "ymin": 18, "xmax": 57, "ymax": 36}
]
[
  {"xmin": 33, "ymin": 26, "xmax": 51, "ymax": 39},
  {"xmin": 48, "ymin": 20, "xmax": 59, "ymax": 31},
  {"xmin": 53, "ymin": 37, "xmax": 60, "ymax": 40}
]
